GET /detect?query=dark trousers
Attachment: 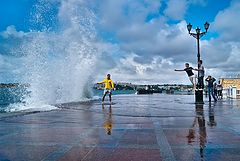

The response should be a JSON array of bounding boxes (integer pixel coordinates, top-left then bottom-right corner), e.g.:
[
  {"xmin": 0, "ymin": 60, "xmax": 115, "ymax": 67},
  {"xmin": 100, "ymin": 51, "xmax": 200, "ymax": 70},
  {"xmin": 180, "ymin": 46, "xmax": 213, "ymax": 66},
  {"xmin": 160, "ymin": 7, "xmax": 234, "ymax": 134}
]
[
  {"xmin": 217, "ymin": 90, "xmax": 222, "ymax": 99},
  {"xmin": 198, "ymin": 76, "xmax": 204, "ymax": 89},
  {"xmin": 208, "ymin": 87, "xmax": 217, "ymax": 102}
]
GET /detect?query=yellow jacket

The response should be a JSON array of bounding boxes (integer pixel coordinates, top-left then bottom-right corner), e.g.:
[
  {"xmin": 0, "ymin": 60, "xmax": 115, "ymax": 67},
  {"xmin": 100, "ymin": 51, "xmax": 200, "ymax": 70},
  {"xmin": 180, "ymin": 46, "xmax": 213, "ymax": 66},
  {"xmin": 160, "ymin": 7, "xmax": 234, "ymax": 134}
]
[{"xmin": 98, "ymin": 78, "xmax": 114, "ymax": 89}]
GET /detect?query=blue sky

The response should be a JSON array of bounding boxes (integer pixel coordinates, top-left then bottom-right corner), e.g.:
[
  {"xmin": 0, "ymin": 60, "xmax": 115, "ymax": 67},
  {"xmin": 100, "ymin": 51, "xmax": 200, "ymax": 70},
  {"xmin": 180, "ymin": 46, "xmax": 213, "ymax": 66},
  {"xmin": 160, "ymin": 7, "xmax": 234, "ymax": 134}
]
[
  {"xmin": 186, "ymin": 0, "xmax": 231, "ymax": 23},
  {"xmin": 0, "ymin": 0, "xmax": 35, "ymax": 31},
  {"xmin": 0, "ymin": 0, "xmax": 231, "ymax": 36},
  {"xmin": 0, "ymin": 0, "xmax": 239, "ymax": 84}
]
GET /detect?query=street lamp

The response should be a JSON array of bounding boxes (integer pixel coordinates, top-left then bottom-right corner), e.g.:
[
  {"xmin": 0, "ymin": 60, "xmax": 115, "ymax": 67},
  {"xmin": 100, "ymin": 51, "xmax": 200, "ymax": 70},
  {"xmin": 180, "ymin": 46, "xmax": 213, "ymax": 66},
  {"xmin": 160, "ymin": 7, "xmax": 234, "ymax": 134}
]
[
  {"xmin": 204, "ymin": 22, "xmax": 210, "ymax": 32},
  {"xmin": 187, "ymin": 23, "xmax": 192, "ymax": 33},
  {"xmin": 187, "ymin": 22, "xmax": 210, "ymax": 104}
]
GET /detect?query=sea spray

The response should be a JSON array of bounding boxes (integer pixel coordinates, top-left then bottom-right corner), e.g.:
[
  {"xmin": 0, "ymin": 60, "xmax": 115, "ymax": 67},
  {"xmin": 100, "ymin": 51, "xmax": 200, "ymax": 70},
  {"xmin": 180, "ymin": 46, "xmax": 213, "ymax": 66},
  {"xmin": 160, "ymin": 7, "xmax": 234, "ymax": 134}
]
[{"xmin": 7, "ymin": 0, "xmax": 101, "ymax": 112}]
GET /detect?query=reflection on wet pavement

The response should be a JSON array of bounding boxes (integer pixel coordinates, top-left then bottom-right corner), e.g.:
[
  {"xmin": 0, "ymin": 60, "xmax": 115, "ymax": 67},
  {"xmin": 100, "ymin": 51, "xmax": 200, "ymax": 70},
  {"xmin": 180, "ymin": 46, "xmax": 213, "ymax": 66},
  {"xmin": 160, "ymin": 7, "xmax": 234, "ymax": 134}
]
[
  {"xmin": 1, "ymin": 94, "xmax": 240, "ymax": 161},
  {"xmin": 187, "ymin": 104, "xmax": 207, "ymax": 159},
  {"xmin": 102, "ymin": 104, "xmax": 113, "ymax": 135}
]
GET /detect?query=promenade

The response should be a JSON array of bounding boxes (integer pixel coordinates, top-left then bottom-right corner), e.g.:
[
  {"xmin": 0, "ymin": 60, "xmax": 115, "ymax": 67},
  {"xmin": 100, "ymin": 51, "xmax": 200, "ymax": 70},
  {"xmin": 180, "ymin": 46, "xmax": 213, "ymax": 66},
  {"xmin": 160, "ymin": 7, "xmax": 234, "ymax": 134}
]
[{"xmin": 1, "ymin": 94, "xmax": 240, "ymax": 161}]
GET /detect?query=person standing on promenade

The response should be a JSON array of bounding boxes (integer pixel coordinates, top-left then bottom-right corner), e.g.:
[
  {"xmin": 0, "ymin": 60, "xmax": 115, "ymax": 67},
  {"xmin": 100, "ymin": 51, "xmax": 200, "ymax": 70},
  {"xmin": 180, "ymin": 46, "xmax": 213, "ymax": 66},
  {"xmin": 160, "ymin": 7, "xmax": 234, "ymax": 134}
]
[
  {"xmin": 214, "ymin": 83, "xmax": 218, "ymax": 98},
  {"xmin": 216, "ymin": 80, "xmax": 223, "ymax": 99},
  {"xmin": 194, "ymin": 60, "xmax": 205, "ymax": 89},
  {"xmin": 175, "ymin": 63, "xmax": 196, "ymax": 89},
  {"xmin": 97, "ymin": 74, "xmax": 115, "ymax": 104},
  {"xmin": 205, "ymin": 75, "xmax": 217, "ymax": 102}
]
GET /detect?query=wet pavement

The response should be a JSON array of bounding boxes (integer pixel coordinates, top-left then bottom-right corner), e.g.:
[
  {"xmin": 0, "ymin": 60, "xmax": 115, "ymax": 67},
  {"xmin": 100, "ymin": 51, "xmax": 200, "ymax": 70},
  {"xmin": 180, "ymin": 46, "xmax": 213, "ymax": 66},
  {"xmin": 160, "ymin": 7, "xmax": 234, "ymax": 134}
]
[{"xmin": 1, "ymin": 94, "xmax": 240, "ymax": 161}]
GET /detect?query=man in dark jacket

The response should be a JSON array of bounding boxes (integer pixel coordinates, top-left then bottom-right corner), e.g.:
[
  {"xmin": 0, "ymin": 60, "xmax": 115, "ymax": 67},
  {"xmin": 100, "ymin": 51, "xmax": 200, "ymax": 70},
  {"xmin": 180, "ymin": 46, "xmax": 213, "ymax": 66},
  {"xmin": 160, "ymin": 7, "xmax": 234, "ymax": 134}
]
[{"xmin": 205, "ymin": 75, "xmax": 217, "ymax": 102}]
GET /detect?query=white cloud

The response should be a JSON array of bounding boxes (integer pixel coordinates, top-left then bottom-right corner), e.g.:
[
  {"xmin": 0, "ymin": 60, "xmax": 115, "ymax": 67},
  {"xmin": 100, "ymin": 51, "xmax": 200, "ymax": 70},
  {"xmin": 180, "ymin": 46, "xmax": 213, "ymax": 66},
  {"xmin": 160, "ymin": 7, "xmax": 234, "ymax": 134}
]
[
  {"xmin": 99, "ymin": 0, "xmax": 162, "ymax": 30},
  {"xmin": 100, "ymin": 53, "xmax": 192, "ymax": 84},
  {"xmin": 95, "ymin": 0, "xmax": 240, "ymax": 84},
  {"xmin": 0, "ymin": 26, "xmax": 26, "ymax": 38},
  {"xmin": 1, "ymin": 0, "xmax": 240, "ymax": 85},
  {"xmin": 95, "ymin": 0, "xmax": 208, "ymax": 84},
  {"xmin": 97, "ymin": 0, "xmax": 196, "ymax": 64},
  {"xmin": 213, "ymin": 0, "xmax": 240, "ymax": 41},
  {"xmin": 164, "ymin": 0, "xmax": 188, "ymax": 20},
  {"xmin": 199, "ymin": 0, "xmax": 240, "ymax": 79},
  {"xmin": 116, "ymin": 21, "xmax": 196, "ymax": 63}
]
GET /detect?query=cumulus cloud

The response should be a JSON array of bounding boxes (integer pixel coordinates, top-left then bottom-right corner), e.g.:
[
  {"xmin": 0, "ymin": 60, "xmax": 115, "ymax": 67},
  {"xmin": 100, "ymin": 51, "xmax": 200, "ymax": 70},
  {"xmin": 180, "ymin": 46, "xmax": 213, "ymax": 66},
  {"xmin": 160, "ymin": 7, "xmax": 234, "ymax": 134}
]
[
  {"xmin": 1, "ymin": 0, "xmax": 240, "ymax": 84},
  {"xmin": 0, "ymin": 26, "xmax": 31, "ymax": 82},
  {"xmin": 94, "ymin": 0, "xmax": 240, "ymax": 84},
  {"xmin": 94, "ymin": 0, "xmax": 202, "ymax": 84},
  {"xmin": 163, "ymin": 0, "xmax": 207, "ymax": 21},
  {"xmin": 164, "ymin": 0, "xmax": 188, "ymax": 20},
  {"xmin": 0, "ymin": 26, "xmax": 26, "ymax": 38},
  {"xmin": 213, "ymin": 0, "xmax": 240, "ymax": 41},
  {"xmin": 199, "ymin": 0, "xmax": 240, "ymax": 78},
  {"xmin": 119, "ymin": 21, "xmax": 196, "ymax": 62},
  {"xmin": 0, "ymin": 26, "xmax": 30, "ymax": 57},
  {"xmin": 98, "ymin": 0, "xmax": 196, "ymax": 62},
  {"xmin": 106, "ymin": 54, "xmax": 188, "ymax": 84}
]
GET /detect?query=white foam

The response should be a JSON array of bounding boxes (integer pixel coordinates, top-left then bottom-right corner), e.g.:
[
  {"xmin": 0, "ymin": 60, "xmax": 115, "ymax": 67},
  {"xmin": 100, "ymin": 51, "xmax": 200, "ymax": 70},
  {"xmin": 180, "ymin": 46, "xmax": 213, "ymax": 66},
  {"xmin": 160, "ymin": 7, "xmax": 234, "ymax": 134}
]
[{"xmin": 6, "ymin": 103, "xmax": 58, "ymax": 113}]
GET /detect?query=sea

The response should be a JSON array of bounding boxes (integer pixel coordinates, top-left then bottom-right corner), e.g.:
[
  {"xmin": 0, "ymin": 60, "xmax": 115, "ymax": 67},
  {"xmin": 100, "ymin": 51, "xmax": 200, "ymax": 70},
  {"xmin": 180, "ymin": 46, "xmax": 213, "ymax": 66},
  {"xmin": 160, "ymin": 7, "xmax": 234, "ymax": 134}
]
[
  {"xmin": 0, "ymin": 85, "xmax": 195, "ymax": 113},
  {"xmin": 0, "ymin": 87, "xmax": 135, "ymax": 113}
]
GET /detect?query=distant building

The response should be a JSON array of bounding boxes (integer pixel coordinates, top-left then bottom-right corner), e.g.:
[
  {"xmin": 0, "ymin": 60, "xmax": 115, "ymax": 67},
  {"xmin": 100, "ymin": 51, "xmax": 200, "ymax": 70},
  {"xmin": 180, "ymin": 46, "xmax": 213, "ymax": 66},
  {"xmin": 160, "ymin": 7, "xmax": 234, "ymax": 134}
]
[{"xmin": 220, "ymin": 78, "xmax": 240, "ymax": 99}]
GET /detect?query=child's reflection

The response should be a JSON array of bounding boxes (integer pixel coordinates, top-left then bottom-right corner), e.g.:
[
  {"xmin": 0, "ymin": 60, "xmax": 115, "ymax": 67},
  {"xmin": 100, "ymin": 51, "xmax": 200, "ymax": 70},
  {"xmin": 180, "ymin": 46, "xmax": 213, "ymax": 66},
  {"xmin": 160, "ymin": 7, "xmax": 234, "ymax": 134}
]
[{"xmin": 102, "ymin": 104, "xmax": 113, "ymax": 135}]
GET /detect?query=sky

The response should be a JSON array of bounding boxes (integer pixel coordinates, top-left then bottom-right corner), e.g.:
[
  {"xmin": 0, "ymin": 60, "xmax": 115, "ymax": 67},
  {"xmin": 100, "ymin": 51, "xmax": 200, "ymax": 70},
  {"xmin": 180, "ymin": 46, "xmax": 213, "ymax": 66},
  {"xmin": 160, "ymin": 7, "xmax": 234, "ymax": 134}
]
[{"xmin": 0, "ymin": 0, "xmax": 239, "ymax": 84}]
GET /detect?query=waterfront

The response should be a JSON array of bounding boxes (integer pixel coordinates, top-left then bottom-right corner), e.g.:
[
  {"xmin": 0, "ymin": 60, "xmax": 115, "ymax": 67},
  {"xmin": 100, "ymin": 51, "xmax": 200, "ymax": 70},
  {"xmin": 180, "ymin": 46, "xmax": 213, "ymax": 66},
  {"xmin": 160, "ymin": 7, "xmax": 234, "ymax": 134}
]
[{"xmin": 0, "ymin": 84, "xmax": 191, "ymax": 113}]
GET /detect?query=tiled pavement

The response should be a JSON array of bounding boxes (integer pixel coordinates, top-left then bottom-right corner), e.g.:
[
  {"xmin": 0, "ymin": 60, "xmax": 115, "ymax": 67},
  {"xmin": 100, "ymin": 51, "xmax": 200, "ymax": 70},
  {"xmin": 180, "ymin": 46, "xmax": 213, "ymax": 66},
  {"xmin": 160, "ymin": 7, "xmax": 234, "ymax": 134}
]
[{"xmin": 1, "ymin": 94, "xmax": 240, "ymax": 161}]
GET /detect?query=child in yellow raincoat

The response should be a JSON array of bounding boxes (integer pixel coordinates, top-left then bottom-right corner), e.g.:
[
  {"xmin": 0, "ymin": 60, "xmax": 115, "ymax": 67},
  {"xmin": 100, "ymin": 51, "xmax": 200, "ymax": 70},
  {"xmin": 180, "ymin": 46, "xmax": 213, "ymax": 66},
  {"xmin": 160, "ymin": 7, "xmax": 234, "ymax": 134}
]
[{"xmin": 97, "ymin": 74, "xmax": 115, "ymax": 104}]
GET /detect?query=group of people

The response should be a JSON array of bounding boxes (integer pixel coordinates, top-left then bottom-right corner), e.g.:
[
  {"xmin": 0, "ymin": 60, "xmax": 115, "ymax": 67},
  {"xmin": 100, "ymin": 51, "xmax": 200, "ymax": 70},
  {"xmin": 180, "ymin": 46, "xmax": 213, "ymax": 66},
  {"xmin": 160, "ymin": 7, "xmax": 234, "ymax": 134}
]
[
  {"xmin": 175, "ymin": 60, "xmax": 223, "ymax": 102},
  {"xmin": 205, "ymin": 76, "xmax": 223, "ymax": 101},
  {"xmin": 213, "ymin": 80, "xmax": 223, "ymax": 100},
  {"xmin": 97, "ymin": 60, "xmax": 223, "ymax": 104}
]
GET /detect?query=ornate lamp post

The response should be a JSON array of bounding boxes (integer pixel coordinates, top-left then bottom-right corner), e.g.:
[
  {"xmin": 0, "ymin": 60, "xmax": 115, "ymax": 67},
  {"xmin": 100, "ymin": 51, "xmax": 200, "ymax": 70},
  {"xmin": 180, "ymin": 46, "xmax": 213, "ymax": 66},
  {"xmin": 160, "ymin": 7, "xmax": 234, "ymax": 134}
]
[{"xmin": 187, "ymin": 22, "xmax": 210, "ymax": 104}]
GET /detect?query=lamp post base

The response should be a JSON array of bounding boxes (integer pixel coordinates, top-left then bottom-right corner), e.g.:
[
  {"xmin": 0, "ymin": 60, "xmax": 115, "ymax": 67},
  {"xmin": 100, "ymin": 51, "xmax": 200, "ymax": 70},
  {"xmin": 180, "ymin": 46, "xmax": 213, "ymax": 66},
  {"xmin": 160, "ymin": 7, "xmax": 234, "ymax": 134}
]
[{"xmin": 195, "ymin": 89, "xmax": 204, "ymax": 104}]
